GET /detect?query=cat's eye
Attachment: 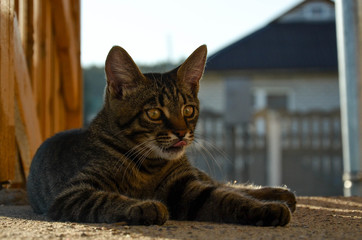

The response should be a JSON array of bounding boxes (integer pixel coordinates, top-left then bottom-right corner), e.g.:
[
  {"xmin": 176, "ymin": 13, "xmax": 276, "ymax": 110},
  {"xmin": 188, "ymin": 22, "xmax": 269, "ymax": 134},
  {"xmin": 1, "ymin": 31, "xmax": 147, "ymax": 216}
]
[
  {"xmin": 183, "ymin": 105, "xmax": 194, "ymax": 118},
  {"xmin": 146, "ymin": 108, "xmax": 162, "ymax": 121}
]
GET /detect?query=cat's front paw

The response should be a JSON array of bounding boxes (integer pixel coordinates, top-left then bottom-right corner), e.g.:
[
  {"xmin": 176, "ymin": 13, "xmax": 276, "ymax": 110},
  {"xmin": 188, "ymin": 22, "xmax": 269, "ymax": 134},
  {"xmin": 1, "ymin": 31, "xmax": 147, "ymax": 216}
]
[
  {"xmin": 275, "ymin": 189, "xmax": 297, "ymax": 213},
  {"xmin": 127, "ymin": 200, "xmax": 169, "ymax": 225},
  {"xmin": 246, "ymin": 202, "xmax": 291, "ymax": 226},
  {"xmin": 266, "ymin": 188, "xmax": 297, "ymax": 213},
  {"xmin": 245, "ymin": 187, "xmax": 297, "ymax": 213}
]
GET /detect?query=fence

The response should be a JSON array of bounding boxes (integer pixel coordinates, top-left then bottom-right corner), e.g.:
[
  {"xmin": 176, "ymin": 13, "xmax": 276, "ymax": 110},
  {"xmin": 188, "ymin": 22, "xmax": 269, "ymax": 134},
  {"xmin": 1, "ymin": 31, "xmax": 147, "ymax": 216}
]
[
  {"xmin": 189, "ymin": 109, "xmax": 343, "ymax": 196},
  {"xmin": 0, "ymin": 0, "xmax": 82, "ymax": 187}
]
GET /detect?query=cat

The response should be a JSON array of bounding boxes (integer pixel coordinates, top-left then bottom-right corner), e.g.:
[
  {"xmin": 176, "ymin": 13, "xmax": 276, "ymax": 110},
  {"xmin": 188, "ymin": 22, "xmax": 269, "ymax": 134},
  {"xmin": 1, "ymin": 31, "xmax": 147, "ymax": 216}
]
[{"xmin": 27, "ymin": 45, "xmax": 296, "ymax": 226}]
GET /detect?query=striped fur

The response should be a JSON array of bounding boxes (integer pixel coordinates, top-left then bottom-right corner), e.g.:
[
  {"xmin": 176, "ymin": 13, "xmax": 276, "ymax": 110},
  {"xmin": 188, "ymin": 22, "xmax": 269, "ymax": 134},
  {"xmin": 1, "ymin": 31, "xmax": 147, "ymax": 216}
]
[{"xmin": 27, "ymin": 45, "xmax": 296, "ymax": 226}]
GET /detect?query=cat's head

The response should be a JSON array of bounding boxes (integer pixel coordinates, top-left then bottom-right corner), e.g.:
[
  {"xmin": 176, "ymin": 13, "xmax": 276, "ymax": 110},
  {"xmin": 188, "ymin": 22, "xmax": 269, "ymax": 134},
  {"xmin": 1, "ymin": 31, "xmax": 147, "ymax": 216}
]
[{"xmin": 104, "ymin": 45, "xmax": 207, "ymax": 160}]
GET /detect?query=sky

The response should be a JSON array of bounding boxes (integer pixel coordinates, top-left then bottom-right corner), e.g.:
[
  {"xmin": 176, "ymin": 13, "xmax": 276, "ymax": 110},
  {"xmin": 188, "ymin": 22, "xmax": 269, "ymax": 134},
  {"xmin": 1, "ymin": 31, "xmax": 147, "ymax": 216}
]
[{"xmin": 81, "ymin": 0, "xmax": 303, "ymax": 67}]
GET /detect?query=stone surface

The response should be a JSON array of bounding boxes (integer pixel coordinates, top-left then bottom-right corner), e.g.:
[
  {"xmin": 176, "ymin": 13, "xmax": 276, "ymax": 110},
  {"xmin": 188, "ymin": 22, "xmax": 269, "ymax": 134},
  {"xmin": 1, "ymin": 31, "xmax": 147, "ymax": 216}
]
[{"xmin": 0, "ymin": 196, "xmax": 361, "ymax": 240}]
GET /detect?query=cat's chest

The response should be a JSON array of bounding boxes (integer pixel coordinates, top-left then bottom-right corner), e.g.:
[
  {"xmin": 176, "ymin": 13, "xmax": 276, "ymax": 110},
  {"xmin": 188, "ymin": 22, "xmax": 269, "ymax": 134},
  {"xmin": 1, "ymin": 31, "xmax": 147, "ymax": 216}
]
[
  {"xmin": 121, "ymin": 171, "xmax": 164, "ymax": 198},
  {"xmin": 119, "ymin": 161, "xmax": 178, "ymax": 198}
]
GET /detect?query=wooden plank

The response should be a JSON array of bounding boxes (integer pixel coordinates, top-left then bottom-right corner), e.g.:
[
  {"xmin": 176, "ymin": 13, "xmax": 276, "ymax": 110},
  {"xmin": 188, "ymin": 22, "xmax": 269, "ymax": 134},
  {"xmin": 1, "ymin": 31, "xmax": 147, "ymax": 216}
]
[
  {"xmin": 32, "ymin": 0, "xmax": 46, "ymax": 139},
  {"xmin": 13, "ymin": 145, "xmax": 26, "ymax": 188},
  {"xmin": 44, "ymin": 0, "xmax": 53, "ymax": 138},
  {"xmin": 51, "ymin": 0, "xmax": 81, "ymax": 113},
  {"xmin": 9, "ymin": 0, "xmax": 15, "ymax": 176},
  {"xmin": 14, "ymin": 99, "xmax": 31, "ymax": 179},
  {"xmin": 32, "ymin": 0, "xmax": 43, "ymax": 136},
  {"xmin": 73, "ymin": 0, "xmax": 83, "ymax": 127},
  {"xmin": 71, "ymin": 0, "xmax": 81, "ymax": 43},
  {"xmin": 0, "ymin": 0, "xmax": 15, "ymax": 182},
  {"xmin": 66, "ymin": 109, "xmax": 82, "ymax": 129},
  {"xmin": 13, "ymin": 16, "xmax": 42, "ymax": 178},
  {"xmin": 52, "ymin": 47, "xmax": 67, "ymax": 133},
  {"xmin": 13, "ymin": 0, "xmax": 18, "ymax": 16},
  {"xmin": 52, "ymin": 43, "xmax": 59, "ymax": 131},
  {"xmin": 19, "ymin": 0, "xmax": 34, "ymax": 77}
]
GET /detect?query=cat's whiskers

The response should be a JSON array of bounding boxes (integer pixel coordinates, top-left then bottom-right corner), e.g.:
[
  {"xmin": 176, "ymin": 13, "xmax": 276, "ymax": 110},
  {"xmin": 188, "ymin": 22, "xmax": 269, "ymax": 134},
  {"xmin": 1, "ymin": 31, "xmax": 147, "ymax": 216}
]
[
  {"xmin": 188, "ymin": 140, "xmax": 210, "ymax": 171},
  {"xmin": 117, "ymin": 138, "xmax": 158, "ymax": 183},
  {"xmin": 113, "ymin": 140, "xmax": 151, "ymax": 177},
  {"xmin": 134, "ymin": 143, "xmax": 157, "ymax": 172},
  {"xmin": 130, "ymin": 141, "xmax": 156, "ymax": 171},
  {"xmin": 193, "ymin": 133, "xmax": 230, "ymax": 162},
  {"xmin": 190, "ymin": 140, "xmax": 217, "ymax": 176},
  {"xmin": 190, "ymin": 136, "xmax": 230, "ymax": 178}
]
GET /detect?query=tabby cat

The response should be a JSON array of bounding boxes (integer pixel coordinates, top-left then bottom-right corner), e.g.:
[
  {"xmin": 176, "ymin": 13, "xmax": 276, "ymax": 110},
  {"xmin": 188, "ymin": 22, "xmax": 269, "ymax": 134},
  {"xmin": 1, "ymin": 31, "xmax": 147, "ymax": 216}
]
[{"xmin": 27, "ymin": 45, "xmax": 296, "ymax": 226}]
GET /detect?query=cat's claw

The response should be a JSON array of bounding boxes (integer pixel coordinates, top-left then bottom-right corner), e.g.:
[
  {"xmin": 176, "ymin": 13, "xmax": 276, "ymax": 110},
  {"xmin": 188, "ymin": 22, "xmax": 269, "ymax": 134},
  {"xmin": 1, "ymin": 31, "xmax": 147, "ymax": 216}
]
[
  {"xmin": 247, "ymin": 202, "xmax": 291, "ymax": 226},
  {"xmin": 243, "ymin": 187, "xmax": 297, "ymax": 213},
  {"xmin": 127, "ymin": 201, "xmax": 169, "ymax": 225}
]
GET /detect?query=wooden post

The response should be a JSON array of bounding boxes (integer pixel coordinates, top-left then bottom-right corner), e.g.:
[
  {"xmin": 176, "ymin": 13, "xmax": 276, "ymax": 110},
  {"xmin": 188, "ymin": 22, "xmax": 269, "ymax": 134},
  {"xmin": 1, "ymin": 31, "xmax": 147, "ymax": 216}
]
[
  {"xmin": 0, "ymin": 0, "xmax": 15, "ymax": 183},
  {"xmin": 241, "ymin": 122, "xmax": 250, "ymax": 182},
  {"xmin": 44, "ymin": 0, "xmax": 53, "ymax": 138},
  {"xmin": 226, "ymin": 125, "xmax": 236, "ymax": 181},
  {"xmin": 266, "ymin": 111, "xmax": 282, "ymax": 187},
  {"xmin": 51, "ymin": 0, "xmax": 82, "ymax": 129},
  {"xmin": 0, "ymin": 0, "xmax": 82, "ymax": 186},
  {"xmin": 19, "ymin": 0, "xmax": 34, "ymax": 74},
  {"xmin": 13, "ymin": 16, "xmax": 42, "ymax": 178}
]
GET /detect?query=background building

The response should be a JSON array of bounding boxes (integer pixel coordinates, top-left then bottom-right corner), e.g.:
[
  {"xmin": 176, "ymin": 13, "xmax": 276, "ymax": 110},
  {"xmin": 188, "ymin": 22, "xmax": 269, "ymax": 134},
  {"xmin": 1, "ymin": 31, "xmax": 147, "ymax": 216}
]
[{"xmin": 200, "ymin": 0, "xmax": 338, "ymax": 114}]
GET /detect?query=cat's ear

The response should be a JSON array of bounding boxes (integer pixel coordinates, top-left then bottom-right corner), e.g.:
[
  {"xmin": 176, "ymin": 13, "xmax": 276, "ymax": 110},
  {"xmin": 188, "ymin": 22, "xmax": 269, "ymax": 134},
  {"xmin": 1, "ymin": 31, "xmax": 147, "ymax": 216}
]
[
  {"xmin": 105, "ymin": 46, "xmax": 145, "ymax": 97},
  {"xmin": 177, "ymin": 45, "xmax": 207, "ymax": 94}
]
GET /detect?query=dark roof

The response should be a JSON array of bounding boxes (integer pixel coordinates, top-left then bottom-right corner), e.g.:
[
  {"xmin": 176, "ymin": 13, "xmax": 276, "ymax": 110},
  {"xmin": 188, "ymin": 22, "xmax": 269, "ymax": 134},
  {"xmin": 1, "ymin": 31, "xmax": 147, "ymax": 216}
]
[{"xmin": 206, "ymin": 21, "xmax": 338, "ymax": 71}]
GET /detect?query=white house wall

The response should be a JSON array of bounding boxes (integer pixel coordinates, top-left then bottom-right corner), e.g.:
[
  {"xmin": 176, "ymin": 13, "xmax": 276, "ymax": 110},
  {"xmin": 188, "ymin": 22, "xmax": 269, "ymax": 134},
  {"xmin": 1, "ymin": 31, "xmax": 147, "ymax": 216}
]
[
  {"xmin": 253, "ymin": 75, "xmax": 340, "ymax": 112},
  {"xmin": 199, "ymin": 76, "xmax": 225, "ymax": 113},
  {"xmin": 200, "ymin": 73, "xmax": 340, "ymax": 114},
  {"xmin": 278, "ymin": 0, "xmax": 335, "ymax": 23}
]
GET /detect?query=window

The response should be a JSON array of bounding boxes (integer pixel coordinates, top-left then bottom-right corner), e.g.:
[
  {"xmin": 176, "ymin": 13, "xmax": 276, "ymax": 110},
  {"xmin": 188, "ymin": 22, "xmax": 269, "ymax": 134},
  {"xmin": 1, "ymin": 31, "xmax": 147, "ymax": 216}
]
[
  {"xmin": 267, "ymin": 94, "xmax": 288, "ymax": 110},
  {"xmin": 311, "ymin": 6, "xmax": 324, "ymax": 17},
  {"xmin": 304, "ymin": 3, "xmax": 330, "ymax": 20},
  {"xmin": 253, "ymin": 88, "xmax": 293, "ymax": 111}
]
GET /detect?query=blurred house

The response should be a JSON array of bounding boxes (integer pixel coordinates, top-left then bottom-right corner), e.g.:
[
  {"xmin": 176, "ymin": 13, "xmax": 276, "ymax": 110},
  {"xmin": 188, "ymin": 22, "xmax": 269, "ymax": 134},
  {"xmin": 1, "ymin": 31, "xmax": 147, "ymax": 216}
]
[
  {"xmin": 191, "ymin": 0, "xmax": 343, "ymax": 196},
  {"xmin": 200, "ymin": 0, "xmax": 338, "ymax": 114}
]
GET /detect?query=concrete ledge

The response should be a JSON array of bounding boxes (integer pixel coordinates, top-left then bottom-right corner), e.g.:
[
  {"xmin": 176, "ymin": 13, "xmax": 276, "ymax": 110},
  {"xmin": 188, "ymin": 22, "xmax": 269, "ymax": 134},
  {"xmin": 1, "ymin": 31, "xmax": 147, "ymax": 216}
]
[{"xmin": 0, "ymin": 196, "xmax": 361, "ymax": 239}]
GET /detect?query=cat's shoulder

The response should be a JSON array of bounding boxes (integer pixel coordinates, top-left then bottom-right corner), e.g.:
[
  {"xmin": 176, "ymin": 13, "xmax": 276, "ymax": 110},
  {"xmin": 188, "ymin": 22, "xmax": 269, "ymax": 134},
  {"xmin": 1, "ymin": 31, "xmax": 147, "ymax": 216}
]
[
  {"xmin": 38, "ymin": 128, "xmax": 89, "ymax": 152},
  {"xmin": 46, "ymin": 128, "xmax": 86, "ymax": 142}
]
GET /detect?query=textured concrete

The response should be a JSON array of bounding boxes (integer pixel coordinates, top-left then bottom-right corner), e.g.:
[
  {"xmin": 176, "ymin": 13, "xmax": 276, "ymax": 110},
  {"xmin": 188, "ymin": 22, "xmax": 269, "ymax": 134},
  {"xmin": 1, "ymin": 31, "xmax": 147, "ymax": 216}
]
[{"xmin": 0, "ymin": 195, "xmax": 361, "ymax": 240}]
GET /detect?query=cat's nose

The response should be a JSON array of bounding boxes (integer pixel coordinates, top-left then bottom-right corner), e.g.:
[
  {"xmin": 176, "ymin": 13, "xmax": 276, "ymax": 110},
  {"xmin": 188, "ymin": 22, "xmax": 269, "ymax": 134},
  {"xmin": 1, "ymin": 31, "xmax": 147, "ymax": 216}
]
[{"xmin": 174, "ymin": 130, "xmax": 187, "ymax": 139}]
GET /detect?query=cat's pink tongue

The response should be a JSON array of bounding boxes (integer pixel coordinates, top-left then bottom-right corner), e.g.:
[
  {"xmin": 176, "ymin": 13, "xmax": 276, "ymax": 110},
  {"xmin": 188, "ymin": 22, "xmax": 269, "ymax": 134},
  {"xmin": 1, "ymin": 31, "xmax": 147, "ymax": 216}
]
[{"xmin": 173, "ymin": 141, "xmax": 187, "ymax": 147}]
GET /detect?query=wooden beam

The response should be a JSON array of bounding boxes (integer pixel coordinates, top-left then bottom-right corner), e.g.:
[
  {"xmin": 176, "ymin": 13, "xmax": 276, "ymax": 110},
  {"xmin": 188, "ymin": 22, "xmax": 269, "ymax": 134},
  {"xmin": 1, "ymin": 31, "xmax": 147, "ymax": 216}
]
[
  {"xmin": 51, "ymin": 0, "xmax": 81, "ymax": 113},
  {"xmin": 0, "ymin": 0, "xmax": 15, "ymax": 182},
  {"xmin": 52, "ymin": 47, "xmax": 67, "ymax": 133},
  {"xmin": 13, "ymin": 16, "xmax": 42, "ymax": 178},
  {"xmin": 18, "ymin": 0, "xmax": 34, "ymax": 80},
  {"xmin": 32, "ymin": 0, "xmax": 46, "ymax": 138},
  {"xmin": 44, "ymin": 0, "xmax": 53, "ymax": 138},
  {"xmin": 72, "ymin": 0, "xmax": 83, "ymax": 127}
]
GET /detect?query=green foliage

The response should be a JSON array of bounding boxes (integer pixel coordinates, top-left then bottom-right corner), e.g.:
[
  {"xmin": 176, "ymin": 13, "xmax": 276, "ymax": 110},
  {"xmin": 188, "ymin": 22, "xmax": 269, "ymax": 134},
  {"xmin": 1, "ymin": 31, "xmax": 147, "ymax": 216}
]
[{"xmin": 83, "ymin": 66, "xmax": 106, "ymax": 125}]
